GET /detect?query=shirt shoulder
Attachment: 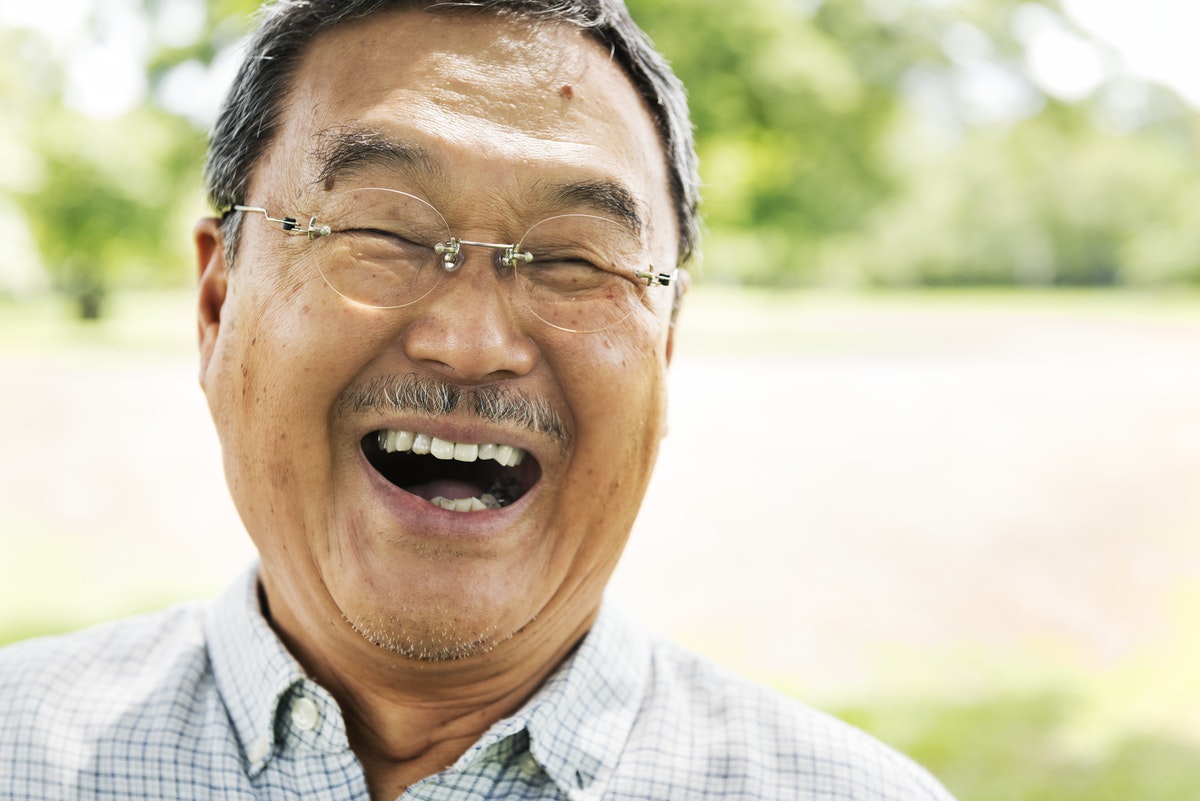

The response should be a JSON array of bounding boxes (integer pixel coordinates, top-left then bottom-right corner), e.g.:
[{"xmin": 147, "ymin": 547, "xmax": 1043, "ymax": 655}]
[
  {"xmin": 0, "ymin": 604, "xmax": 241, "ymax": 799},
  {"xmin": 0, "ymin": 603, "xmax": 212, "ymax": 710},
  {"xmin": 611, "ymin": 637, "xmax": 956, "ymax": 800}
]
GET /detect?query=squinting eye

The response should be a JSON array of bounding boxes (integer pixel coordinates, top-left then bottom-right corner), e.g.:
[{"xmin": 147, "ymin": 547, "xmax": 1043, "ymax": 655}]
[
  {"xmin": 529, "ymin": 256, "xmax": 602, "ymax": 269},
  {"xmin": 519, "ymin": 256, "xmax": 624, "ymax": 293},
  {"xmin": 341, "ymin": 227, "xmax": 396, "ymax": 241},
  {"xmin": 341, "ymin": 226, "xmax": 424, "ymax": 244},
  {"xmin": 523, "ymin": 254, "xmax": 612, "ymax": 276}
]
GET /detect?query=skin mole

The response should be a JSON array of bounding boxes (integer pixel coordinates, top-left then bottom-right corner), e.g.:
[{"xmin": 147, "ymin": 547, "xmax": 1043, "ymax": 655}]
[{"xmin": 558, "ymin": 84, "xmax": 574, "ymax": 99}]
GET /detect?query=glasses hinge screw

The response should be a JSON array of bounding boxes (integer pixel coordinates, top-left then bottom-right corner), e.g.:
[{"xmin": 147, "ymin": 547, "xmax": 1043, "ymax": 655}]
[{"xmin": 635, "ymin": 270, "xmax": 672, "ymax": 287}]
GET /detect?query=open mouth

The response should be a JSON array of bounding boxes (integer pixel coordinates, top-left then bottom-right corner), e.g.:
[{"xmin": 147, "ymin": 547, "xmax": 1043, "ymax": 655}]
[{"xmin": 362, "ymin": 429, "xmax": 542, "ymax": 512}]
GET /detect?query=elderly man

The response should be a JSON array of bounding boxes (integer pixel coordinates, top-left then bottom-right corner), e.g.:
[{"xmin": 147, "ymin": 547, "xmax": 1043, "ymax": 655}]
[{"xmin": 1, "ymin": 1, "xmax": 956, "ymax": 799}]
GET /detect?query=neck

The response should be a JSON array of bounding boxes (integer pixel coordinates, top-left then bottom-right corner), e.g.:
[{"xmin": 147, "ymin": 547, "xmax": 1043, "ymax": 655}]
[
  {"xmin": 335, "ymin": 653, "xmax": 570, "ymax": 799},
  {"xmin": 260, "ymin": 579, "xmax": 597, "ymax": 800}
]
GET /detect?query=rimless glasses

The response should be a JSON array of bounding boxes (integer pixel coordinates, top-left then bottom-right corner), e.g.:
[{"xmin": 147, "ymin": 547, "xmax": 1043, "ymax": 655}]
[{"xmin": 232, "ymin": 187, "xmax": 677, "ymax": 334}]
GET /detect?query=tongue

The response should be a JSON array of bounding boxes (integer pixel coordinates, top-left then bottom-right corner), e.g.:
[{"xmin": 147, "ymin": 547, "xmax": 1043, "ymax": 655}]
[{"xmin": 405, "ymin": 479, "xmax": 484, "ymax": 501}]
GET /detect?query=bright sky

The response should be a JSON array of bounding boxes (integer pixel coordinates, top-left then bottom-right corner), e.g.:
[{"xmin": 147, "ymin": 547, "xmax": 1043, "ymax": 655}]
[{"xmin": 1059, "ymin": 0, "xmax": 1199, "ymax": 106}]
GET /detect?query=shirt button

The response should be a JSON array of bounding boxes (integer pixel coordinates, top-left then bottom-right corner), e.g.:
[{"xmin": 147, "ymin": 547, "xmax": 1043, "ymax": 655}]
[{"xmin": 291, "ymin": 697, "xmax": 320, "ymax": 732}]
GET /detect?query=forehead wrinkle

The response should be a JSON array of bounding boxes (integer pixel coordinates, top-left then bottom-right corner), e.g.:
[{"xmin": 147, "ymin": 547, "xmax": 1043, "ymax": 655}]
[{"xmin": 310, "ymin": 125, "xmax": 442, "ymax": 191}]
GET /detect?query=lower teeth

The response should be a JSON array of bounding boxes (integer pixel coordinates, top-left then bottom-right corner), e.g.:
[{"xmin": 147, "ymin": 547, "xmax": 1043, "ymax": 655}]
[
  {"xmin": 430, "ymin": 495, "xmax": 498, "ymax": 512},
  {"xmin": 430, "ymin": 479, "xmax": 520, "ymax": 513}
]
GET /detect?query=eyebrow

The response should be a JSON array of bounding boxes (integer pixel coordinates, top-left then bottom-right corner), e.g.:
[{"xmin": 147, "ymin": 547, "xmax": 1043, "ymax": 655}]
[
  {"xmin": 544, "ymin": 180, "xmax": 646, "ymax": 236},
  {"xmin": 312, "ymin": 126, "xmax": 438, "ymax": 189},
  {"xmin": 310, "ymin": 126, "xmax": 646, "ymax": 234}
]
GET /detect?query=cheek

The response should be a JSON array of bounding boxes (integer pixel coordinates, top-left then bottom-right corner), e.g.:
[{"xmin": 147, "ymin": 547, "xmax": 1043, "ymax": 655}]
[
  {"xmin": 548, "ymin": 342, "xmax": 668, "ymax": 586},
  {"xmin": 556, "ymin": 326, "xmax": 670, "ymax": 506},
  {"xmin": 216, "ymin": 282, "xmax": 307, "ymax": 417},
  {"xmin": 577, "ymin": 318, "xmax": 670, "ymax": 428},
  {"xmin": 206, "ymin": 271, "xmax": 350, "ymax": 510}
]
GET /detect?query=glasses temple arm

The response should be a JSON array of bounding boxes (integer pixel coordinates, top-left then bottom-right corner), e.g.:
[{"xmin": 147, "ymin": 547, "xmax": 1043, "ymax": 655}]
[{"xmin": 232, "ymin": 205, "xmax": 331, "ymax": 239}]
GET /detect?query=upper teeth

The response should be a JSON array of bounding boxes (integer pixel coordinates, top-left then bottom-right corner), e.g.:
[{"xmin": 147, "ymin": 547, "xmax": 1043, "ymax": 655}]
[{"xmin": 377, "ymin": 430, "xmax": 526, "ymax": 468}]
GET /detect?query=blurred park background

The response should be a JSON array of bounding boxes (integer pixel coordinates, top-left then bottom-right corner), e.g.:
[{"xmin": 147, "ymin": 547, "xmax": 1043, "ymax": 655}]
[{"xmin": 2, "ymin": 0, "xmax": 1199, "ymax": 798}]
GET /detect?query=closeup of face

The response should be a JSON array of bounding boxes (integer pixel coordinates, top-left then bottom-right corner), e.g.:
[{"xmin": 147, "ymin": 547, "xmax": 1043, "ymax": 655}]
[{"xmin": 195, "ymin": 9, "xmax": 681, "ymax": 664}]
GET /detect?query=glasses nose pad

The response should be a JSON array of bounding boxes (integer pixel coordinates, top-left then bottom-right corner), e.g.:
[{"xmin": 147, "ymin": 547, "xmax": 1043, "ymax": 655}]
[
  {"xmin": 434, "ymin": 240, "xmax": 464, "ymax": 272},
  {"xmin": 497, "ymin": 247, "xmax": 515, "ymax": 274},
  {"xmin": 499, "ymin": 247, "xmax": 532, "ymax": 272}
]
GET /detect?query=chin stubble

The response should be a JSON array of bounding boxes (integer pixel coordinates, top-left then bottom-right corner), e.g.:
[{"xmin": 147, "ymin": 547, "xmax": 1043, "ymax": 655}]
[{"xmin": 343, "ymin": 611, "xmax": 514, "ymax": 662}]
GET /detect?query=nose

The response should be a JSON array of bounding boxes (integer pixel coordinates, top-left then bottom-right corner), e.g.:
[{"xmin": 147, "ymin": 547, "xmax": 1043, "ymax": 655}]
[{"xmin": 399, "ymin": 247, "xmax": 538, "ymax": 384}]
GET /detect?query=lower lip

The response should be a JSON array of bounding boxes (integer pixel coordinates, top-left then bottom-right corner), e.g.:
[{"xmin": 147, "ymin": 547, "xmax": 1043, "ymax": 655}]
[{"xmin": 355, "ymin": 446, "xmax": 532, "ymax": 540}]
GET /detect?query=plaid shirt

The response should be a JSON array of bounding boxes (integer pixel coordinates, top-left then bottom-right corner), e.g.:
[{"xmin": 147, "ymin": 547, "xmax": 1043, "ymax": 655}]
[{"xmin": 0, "ymin": 566, "xmax": 955, "ymax": 800}]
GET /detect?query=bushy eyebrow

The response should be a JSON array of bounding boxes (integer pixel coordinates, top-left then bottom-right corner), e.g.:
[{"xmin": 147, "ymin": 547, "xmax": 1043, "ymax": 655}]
[
  {"xmin": 544, "ymin": 179, "xmax": 646, "ymax": 236},
  {"xmin": 312, "ymin": 126, "xmax": 438, "ymax": 189}
]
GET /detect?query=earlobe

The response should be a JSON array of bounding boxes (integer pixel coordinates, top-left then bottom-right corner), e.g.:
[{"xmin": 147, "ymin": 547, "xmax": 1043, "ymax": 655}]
[{"xmin": 195, "ymin": 217, "xmax": 229, "ymax": 387}]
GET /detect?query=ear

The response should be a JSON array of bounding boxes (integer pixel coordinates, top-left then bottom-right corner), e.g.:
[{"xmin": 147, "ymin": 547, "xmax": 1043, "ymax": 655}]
[
  {"xmin": 664, "ymin": 267, "xmax": 691, "ymax": 367},
  {"xmin": 195, "ymin": 217, "xmax": 229, "ymax": 387}
]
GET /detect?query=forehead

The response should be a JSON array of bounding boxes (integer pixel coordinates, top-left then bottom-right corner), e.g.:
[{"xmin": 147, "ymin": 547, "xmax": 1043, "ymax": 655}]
[{"xmin": 255, "ymin": 8, "xmax": 673, "ymax": 241}]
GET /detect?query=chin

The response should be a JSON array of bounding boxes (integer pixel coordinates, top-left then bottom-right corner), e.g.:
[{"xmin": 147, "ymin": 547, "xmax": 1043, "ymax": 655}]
[{"xmin": 324, "ymin": 536, "xmax": 551, "ymax": 662}]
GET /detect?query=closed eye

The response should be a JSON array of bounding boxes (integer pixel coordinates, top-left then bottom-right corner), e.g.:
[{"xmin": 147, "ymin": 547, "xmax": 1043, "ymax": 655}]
[
  {"xmin": 519, "ymin": 257, "xmax": 624, "ymax": 294},
  {"xmin": 344, "ymin": 227, "xmax": 422, "ymax": 244}
]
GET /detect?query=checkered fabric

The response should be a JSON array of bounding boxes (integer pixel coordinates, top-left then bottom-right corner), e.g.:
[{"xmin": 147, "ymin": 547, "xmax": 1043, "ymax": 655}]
[{"xmin": 0, "ymin": 566, "xmax": 956, "ymax": 800}]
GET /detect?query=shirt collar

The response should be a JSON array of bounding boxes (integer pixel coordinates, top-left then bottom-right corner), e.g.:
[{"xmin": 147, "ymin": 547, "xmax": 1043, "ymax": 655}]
[
  {"xmin": 454, "ymin": 605, "xmax": 651, "ymax": 799},
  {"xmin": 205, "ymin": 566, "xmax": 651, "ymax": 796},
  {"xmin": 204, "ymin": 564, "xmax": 349, "ymax": 776}
]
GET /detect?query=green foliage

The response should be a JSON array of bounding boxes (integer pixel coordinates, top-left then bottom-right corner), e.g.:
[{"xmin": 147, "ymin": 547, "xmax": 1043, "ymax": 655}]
[
  {"xmin": 631, "ymin": 0, "xmax": 1200, "ymax": 287},
  {"xmin": 20, "ymin": 106, "xmax": 206, "ymax": 316},
  {"xmin": 838, "ymin": 692, "xmax": 1200, "ymax": 801},
  {"xmin": 629, "ymin": 0, "xmax": 902, "ymax": 281},
  {"xmin": 0, "ymin": 0, "xmax": 255, "ymax": 317},
  {"xmin": 823, "ymin": 99, "xmax": 1200, "ymax": 287}
]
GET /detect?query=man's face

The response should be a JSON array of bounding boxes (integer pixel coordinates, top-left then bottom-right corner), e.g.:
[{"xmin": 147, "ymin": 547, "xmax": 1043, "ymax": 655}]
[{"xmin": 197, "ymin": 10, "xmax": 680, "ymax": 663}]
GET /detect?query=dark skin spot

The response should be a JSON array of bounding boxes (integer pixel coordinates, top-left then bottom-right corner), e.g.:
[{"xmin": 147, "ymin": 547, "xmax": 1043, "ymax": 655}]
[{"xmin": 558, "ymin": 84, "xmax": 574, "ymax": 99}]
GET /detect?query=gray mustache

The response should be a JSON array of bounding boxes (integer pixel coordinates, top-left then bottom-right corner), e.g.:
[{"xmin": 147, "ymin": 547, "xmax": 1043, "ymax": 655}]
[{"xmin": 338, "ymin": 372, "xmax": 570, "ymax": 447}]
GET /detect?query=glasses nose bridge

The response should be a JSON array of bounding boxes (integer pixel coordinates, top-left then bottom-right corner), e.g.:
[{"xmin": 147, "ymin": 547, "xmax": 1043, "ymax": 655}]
[{"xmin": 443, "ymin": 236, "xmax": 528, "ymax": 276}]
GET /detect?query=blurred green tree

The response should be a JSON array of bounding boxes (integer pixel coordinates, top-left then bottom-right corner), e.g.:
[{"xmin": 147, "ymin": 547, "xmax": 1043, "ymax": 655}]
[
  {"xmin": 629, "ymin": 0, "xmax": 903, "ymax": 283},
  {"xmin": 20, "ymin": 106, "xmax": 205, "ymax": 318},
  {"xmin": 827, "ymin": 94, "xmax": 1200, "ymax": 288},
  {"xmin": 629, "ymin": 0, "xmax": 1200, "ymax": 287},
  {"xmin": 0, "ymin": 0, "xmax": 258, "ymax": 317}
]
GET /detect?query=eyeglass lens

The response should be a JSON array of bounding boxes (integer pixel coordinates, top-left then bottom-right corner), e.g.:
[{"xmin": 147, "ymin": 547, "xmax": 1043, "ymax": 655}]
[{"xmin": 307, "ymin": 188, "xmax": 652, "ymax": 333}]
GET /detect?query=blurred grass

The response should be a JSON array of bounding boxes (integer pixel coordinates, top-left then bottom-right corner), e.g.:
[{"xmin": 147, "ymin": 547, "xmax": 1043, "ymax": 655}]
[
  {"xmin": 3, "ymin": 286, "xmax": 1199, "ymax": 800},
  {"xmin": 0, "ymin": 289, "xmax": 195, "ymax": 359},
  {"xmin": 675, "ymin": 283, "xmax": 1200, "ymax": 356},
  {"xmin": 837, "ymin": 691, "xmax": 1200, "ymax": 801}
]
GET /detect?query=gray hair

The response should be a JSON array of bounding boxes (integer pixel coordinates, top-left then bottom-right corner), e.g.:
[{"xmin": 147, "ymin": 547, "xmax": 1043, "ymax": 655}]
[{"xmin": 204, "ymin": 0, "xmax": 700, "ymax": 266}]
